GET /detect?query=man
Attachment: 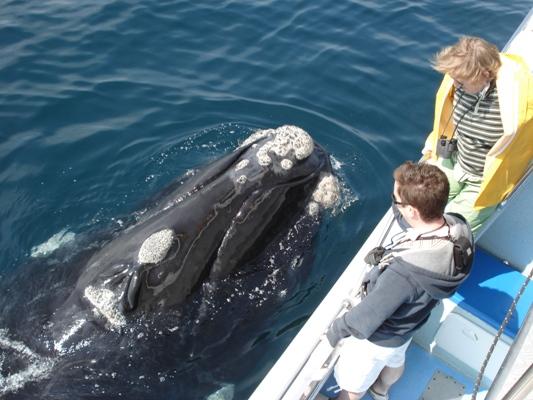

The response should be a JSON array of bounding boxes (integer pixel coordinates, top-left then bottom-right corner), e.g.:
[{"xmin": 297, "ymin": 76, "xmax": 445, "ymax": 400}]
[
  {"xmin": 423, "ymin": 36, "xmax": 533, "ymax": 236},
  {"xmin": 326, "ymin": 161, "xmax": 473, "ymax": 400}
]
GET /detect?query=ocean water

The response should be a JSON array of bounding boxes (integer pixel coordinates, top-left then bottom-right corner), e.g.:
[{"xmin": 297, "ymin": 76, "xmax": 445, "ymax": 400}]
[{"xmin": 0, "ymin": 0, "xmax": 530, "ymax": 398}]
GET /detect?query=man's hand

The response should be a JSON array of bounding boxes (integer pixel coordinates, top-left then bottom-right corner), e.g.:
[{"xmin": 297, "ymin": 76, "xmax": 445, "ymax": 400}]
[{"xmin": 326, "ymin": 319, "xmax": 342, "ymax": 348}]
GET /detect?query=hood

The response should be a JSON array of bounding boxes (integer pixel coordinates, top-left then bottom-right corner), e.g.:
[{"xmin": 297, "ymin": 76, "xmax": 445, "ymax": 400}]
[{"xmin": 388, "ymin": 214, "xmax": 473, "ymax": 300}]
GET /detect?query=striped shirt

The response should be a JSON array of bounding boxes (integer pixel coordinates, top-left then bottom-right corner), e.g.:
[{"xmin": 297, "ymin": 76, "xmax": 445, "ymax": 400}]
[{"xmin": 453, "ymin": 84, "xmax": 504, "ymax": 177}]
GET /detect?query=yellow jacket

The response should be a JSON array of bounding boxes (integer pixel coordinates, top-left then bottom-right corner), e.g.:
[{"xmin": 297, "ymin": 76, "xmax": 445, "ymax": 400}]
[{"xmin": 423, "ymin": 53, "xmax": 533, "ymax": 209}]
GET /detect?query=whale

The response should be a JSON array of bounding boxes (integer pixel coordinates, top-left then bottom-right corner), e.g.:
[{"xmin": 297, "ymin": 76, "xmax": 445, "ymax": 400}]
[
  {"xmin": 0, "ymin": 125, "xmax": 340, "ymax": 398},
  {"xmin": 60, "ymin": 125, "xmax": 340, "ymax": 329}
]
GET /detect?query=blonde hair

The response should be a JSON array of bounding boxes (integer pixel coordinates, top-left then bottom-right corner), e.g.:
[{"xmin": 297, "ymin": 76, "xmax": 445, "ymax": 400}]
[{"xmin": 432, "ymin": 36, "xmax": 501, "ymax": 81}]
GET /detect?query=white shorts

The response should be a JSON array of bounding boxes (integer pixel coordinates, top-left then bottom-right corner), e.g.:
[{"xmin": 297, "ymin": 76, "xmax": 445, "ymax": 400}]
[{"xmin": 334, "ymin": 337, "xmax": 411, "ymax": 393}]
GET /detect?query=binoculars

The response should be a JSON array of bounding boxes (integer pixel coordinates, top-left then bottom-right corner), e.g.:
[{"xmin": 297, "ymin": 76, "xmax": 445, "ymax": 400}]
[{"xmin": 436, "ymin": 137, "xmax": 458, "ymax": 159}]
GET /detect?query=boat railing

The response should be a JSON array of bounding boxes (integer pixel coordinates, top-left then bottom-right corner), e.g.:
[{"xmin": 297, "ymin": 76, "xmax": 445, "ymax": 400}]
[{"xmin": 485, "ymin": 304, "xmax": 533, "ymax": 400}]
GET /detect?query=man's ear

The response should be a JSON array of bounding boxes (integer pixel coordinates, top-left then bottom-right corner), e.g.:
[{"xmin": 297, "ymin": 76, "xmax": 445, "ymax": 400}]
[{"xmin": 407, "ymin": 205, "xmax": 419, "ymax": 221}]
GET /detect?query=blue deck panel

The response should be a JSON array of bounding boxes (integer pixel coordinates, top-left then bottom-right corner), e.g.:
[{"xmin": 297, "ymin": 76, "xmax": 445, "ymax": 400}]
[
  {"xmin": 321, "ymin": 343, "xmax": 476, "ymax": 399},
  {"xmin": 451, "ymin": 247, "xmax": 533, "ymax": 338}
]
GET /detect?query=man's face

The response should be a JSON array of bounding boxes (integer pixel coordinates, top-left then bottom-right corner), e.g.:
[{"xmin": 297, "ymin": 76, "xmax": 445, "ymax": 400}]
[{"xmin": 393, "ymin": 181, "xmax": 411, "ymax": 223}]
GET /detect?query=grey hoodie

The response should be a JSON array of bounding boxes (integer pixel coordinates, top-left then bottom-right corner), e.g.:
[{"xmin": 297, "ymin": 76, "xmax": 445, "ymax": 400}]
[{"xmin": 327, "ymin": 214, "xmax": 473, "ymax": 347}]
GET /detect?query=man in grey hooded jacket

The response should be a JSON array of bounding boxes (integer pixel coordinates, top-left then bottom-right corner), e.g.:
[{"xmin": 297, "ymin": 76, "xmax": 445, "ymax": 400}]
[{"xmin": 326, "ymin": 161, "xmax": 473, "ymax": 400}]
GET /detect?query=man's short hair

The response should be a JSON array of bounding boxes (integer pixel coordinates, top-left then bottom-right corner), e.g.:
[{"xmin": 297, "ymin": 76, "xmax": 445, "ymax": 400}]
[
  {"xmin": 393, "ymin": 161, "xmax": 449, "ymax": 222},
  {"xmin": 432, "ymin": 36, "xmax": 501, "ymax": 81}
]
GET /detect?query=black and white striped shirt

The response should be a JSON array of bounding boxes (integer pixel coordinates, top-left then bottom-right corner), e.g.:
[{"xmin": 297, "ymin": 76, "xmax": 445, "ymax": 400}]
[{"xmin": 453, "ymin": 84, "xmax": 504, "ymax": 177}]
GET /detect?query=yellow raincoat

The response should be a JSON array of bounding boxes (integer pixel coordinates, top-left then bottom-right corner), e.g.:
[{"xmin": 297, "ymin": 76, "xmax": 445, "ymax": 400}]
[{"xmin": 423, "ymin": 53, "xmax": 533, "ymax": 209}]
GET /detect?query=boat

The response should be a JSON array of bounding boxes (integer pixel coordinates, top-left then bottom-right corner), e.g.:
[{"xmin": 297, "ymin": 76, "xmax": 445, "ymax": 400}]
[{"xmin": 250, "ymin": 8, "xmax": 533, "ymax": 400}]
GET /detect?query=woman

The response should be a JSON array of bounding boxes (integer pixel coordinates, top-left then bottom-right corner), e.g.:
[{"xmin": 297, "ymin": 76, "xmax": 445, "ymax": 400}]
[{"xmin": 422, "ymin": 36, "xmax": 533, "ymax": 236}]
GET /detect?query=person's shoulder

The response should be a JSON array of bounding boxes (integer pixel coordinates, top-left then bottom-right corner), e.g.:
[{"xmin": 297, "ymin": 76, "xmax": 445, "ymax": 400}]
[
  {"xmin": 444, "ymin": 212, "xmax": 471, "ymax": 235},
  {"xmin": 445, "ymin": 212, "xmax": 467, "ymax": 224},
  {"xmin": 445, "ymin": 213, "xmax": 472, "ymax": 242},
  {"xmin": 444, "ymin": 212, "xmax": 474, "ymax": 270}
]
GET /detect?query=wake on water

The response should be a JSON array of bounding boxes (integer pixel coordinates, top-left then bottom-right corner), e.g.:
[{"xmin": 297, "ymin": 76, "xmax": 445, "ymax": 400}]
[
  {"xmin": 30, "ymin": 230, "xmax": 76, "ymax": 259},
  {"xmin": 0, "ymin": 329, "xmax": 55, "ymax": 396}
]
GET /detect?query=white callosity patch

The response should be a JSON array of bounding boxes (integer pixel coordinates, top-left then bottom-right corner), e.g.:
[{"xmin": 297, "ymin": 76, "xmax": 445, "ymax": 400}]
[
  {"xmin": 240, "ymin": 129, "xmax": 276, "ymax": 148},
  {"xmin": 257, "ymin": 141, "xmax": 274, "ymax": 166},
  {"xmin": 138, "ymin": 229, "xmax": 174, "ymax": 264},
  {"xmin": 84, "ymin": 286, "xmax": 126, "ymax": 328},
  {"xmin": 0, "ymin": 329, "xmax": 55, "ymax": 396},
  {"xmin": 242, "ymin": 125, "xmax": 315, "ymax": 169},
  {"xmin": 270, "ymin": 125, "xmax": 314, "ymax": 160},
  {"xmin": 234, "ymin": 159, "xmax": 249, "ymax": 171},
  {"xmin": 310, "ymin": 174, "xmax": 340, "ymax": 213},
  {"xmin": 236, "ymin": 175, "xmax": 247, "ymax": 184},
  {"xmin": 280, "ymin": 159, "xmax": 293, "ymax": 170},
  {"xmin": 307, "ymin": 201, "xmax": 320, "ymax": 217}
]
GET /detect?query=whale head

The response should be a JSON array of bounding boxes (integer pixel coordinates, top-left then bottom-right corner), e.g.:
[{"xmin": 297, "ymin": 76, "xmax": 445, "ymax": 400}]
[{"xmin": 73, "ymin": 126, "xmax": 339, "ymax": 328}]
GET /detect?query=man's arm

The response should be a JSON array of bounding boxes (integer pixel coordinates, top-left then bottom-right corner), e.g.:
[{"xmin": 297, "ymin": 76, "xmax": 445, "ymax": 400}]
[{"xmin": 326, "ymin": 267, "xmax": 413, "ymax": 347}]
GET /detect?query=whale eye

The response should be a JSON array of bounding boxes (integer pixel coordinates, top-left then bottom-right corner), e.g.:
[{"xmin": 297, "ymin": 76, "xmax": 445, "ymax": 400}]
[{"xmin": 138, "ymin": 229, "xmax": 175, "ymax": 264}]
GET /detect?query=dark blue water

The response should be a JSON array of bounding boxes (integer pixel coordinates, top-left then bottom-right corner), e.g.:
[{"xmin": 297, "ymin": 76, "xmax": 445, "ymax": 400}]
[{"xmin": 0, "ymin": 0, "xmax": 530, "ymax": 398}]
